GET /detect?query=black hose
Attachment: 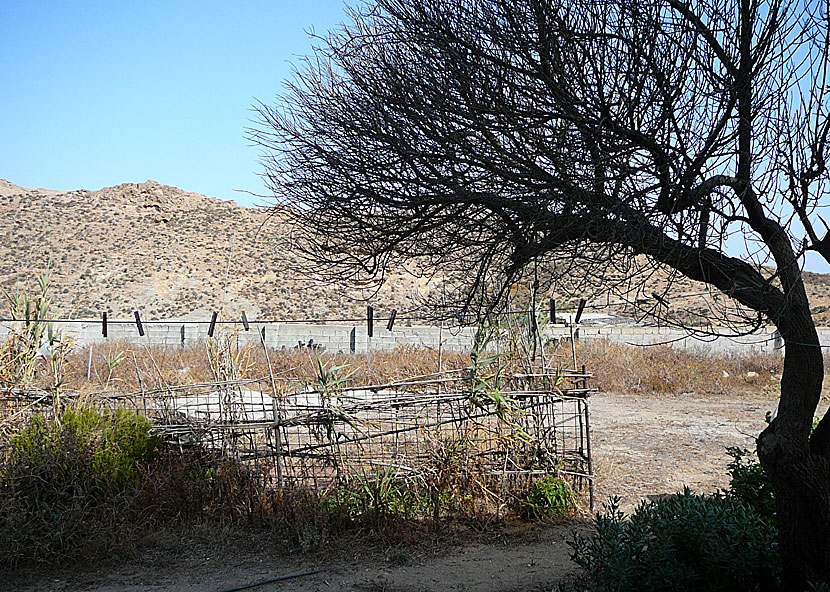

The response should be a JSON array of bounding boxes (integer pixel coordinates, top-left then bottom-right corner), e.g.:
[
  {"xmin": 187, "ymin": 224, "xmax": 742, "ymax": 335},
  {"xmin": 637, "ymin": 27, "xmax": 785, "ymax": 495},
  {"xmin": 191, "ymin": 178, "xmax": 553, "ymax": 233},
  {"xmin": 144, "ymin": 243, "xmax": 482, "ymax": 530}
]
[{"xmin": 214, "ymin": 561, "xmax": 358, "ymax": 592}]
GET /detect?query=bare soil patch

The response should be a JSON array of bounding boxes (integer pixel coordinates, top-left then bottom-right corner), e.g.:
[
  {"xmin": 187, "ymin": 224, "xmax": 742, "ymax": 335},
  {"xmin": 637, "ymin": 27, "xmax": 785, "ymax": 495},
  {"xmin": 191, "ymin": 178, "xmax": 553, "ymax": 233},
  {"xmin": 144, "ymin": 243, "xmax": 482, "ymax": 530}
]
[
  {"xmin": 8, "ymin": 390, "xmax": 785, "ymax": 592},
  {"xmin": 591, "ymin": 391, "xmax": 779, "ymax": 512}
]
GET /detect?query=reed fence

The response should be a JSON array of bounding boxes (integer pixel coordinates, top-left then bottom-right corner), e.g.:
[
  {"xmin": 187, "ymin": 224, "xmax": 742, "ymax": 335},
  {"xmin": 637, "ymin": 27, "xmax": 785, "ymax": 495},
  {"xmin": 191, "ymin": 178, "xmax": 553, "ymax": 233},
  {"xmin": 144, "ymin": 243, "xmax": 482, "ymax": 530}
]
[{"xmin": 0, "ymin": 361, "xmax": 597, "ymax": 510}]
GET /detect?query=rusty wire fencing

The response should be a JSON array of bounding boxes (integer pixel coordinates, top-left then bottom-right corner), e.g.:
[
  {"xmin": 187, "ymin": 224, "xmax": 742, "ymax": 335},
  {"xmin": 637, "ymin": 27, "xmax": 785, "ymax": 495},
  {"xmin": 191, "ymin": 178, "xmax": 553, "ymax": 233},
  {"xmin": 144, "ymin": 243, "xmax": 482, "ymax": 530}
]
[{"xmin": 1, "ymin": 370, "xmax": 595, "ymax": 514}]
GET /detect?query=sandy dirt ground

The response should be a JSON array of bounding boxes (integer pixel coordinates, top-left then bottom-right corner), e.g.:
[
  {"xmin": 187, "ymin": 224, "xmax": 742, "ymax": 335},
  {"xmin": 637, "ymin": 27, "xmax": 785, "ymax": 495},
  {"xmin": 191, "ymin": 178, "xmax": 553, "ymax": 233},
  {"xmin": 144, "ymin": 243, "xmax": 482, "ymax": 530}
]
[{"xmin": 9, "ymin": 390, "xmax": 784, "ymax": 592}]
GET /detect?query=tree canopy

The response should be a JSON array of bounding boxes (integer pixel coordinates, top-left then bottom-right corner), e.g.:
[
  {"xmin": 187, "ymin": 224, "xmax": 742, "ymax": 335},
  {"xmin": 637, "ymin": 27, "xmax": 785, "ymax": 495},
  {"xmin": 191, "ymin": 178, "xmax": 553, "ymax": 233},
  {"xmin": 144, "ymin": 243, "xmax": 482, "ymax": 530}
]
[{"xmin": 253, "ymin": 0, "xmax": 830, "ymax": 321}]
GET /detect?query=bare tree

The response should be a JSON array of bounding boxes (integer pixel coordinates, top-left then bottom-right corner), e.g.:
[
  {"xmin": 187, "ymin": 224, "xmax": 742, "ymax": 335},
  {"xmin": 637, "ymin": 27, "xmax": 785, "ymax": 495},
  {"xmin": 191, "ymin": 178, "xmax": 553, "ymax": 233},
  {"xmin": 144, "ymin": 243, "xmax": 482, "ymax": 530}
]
[{"xmin": 251, "ymin": 0, "xmax": 830, "ymax": 584}]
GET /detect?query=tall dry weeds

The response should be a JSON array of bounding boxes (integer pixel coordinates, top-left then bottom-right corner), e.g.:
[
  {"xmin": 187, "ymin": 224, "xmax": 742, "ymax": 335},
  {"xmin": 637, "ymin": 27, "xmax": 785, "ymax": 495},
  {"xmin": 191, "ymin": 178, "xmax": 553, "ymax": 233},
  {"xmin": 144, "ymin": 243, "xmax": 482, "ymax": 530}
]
[
  {"xmin": 33, "ymin": 337, "xmax": 791, "ymax": 398},
  {"xmin": 577, "ymin": 340, "xmax": 783, "ymax": 395}
]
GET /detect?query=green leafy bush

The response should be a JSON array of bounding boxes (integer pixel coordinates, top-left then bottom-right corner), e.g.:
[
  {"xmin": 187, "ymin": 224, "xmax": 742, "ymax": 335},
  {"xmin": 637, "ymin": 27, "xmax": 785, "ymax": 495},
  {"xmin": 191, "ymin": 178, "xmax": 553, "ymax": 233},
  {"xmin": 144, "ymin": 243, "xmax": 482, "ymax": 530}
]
[
  {"xmin": 563, "ymin": 489, "xmax": 780, "ymax": 592},
  {"xmin": 10, "ymin": 406, "xmax": 160, "ymax": 494},
  {"xmin": 723, "ymin": 446, "xmax": 776, "ymax": 520},
  {"xmin": 522, "ymin": 476, "xmax": 575, "ymax": 520},
  {"xmin": 322, "ymin": 468, "xmax": 427, "ymax": 530},
  {"xmin": 0, "ymin": 406, "xmax": 160, "ymax": 565},
  {"xmin": 722, "ymin": 416, "xmax": 822, "ymax": 523}
]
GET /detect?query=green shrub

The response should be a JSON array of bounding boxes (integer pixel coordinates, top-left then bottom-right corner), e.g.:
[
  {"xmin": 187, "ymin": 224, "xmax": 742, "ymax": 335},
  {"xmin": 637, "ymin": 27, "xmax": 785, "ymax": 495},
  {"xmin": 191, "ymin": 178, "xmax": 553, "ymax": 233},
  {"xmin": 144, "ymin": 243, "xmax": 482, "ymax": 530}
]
[
  {"xmin": 10, "ymin": 406, "xmax": 160, "ymax": 495},
  {"xmin": 721, "ymin": 414, "xmax": 822, "ymax": 522},
  {"xmin": 0, "ymin": 406, "xmax": 160, "ymax": 565},
  {"xmin": 723, "ymin": 446, "xmax": 776, "ymax": 520},
  {"xmin": 522, "ymin": 476, "xmax": 575, "ymax": 520},
  {"xmin": 563, "ymin": 489, "xmax": 780, "ymax": 592},
  {"xmin": 326, "ymin": 468, "xmax": 426, "ymax": 530}
]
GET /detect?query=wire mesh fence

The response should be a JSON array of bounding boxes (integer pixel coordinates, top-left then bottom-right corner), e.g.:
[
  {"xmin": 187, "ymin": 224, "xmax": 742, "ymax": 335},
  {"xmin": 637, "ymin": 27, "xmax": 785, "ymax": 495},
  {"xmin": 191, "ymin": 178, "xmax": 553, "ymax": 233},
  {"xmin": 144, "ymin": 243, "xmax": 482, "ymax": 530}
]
[
  {"xmin": 1, "ymin": 367, "xmax": 596, "ymax": 510},
  {"xmin": 127, "ymin": 363, "xmax": 597, "ymax": 509}
]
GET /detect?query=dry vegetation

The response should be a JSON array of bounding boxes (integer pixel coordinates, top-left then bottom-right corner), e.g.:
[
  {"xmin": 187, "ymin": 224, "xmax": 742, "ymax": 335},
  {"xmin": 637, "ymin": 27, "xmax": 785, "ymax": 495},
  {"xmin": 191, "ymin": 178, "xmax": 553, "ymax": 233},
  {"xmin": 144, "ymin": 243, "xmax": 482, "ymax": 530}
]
[
  {"xmin": 26, "ymin": 339, "xmax": 782, "ymax": 400},
  {"xmin": 21, "ymin": 341, "xmax": 470, "ymax": 397},
  {"xmin": 578, "ymin": 341, "xmax": 784, "ymax": 396},
  {"xmin": 1, "ymin": 313, "xmax": 577, "ymax": 570},
  {"xmin": 2, "ymin": 337, "xmax": 788, "ymax": 405}
]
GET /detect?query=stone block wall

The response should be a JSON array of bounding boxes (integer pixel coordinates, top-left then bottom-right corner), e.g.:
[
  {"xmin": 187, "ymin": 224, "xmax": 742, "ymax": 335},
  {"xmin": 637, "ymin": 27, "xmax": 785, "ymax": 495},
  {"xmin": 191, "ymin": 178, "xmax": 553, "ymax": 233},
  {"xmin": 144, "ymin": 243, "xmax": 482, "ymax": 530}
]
[{"xmin": 0, "ymin": 318, "xmax": 799, "ymax": 355}]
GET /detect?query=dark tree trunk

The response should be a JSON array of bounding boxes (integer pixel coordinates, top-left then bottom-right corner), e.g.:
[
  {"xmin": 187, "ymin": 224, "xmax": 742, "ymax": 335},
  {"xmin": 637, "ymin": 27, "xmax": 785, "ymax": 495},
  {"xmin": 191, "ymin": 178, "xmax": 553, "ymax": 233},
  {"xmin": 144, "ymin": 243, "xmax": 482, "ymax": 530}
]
[
  {"xmin": 759, "ymin": 431, "xmax": 830, "ymax": 589},
  {"xmin": 758, "ymin": 327, "xmax": 830, "ymax": 589}
]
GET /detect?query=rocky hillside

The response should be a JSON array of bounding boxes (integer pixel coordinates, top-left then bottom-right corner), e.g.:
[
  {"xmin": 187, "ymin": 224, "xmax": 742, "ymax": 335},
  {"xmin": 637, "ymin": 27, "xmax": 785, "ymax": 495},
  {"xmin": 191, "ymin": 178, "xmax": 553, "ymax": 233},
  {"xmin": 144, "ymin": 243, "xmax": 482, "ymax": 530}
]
[
  {"xmin": 0, "ymin": 179, "xmax": 431, "ymax": 322},
  {"xmin": 3, "ymin": 178, "xmax": 830, "ymax": 326}
]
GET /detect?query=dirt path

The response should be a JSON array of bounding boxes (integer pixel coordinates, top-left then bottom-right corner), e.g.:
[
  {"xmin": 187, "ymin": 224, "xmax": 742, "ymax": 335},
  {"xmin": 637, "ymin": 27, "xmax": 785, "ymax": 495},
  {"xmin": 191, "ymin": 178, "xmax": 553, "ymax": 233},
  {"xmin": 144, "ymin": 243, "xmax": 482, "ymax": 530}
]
[{"xmin": 10, "ymin": 391, "xmax": 782, "ymax": 592}]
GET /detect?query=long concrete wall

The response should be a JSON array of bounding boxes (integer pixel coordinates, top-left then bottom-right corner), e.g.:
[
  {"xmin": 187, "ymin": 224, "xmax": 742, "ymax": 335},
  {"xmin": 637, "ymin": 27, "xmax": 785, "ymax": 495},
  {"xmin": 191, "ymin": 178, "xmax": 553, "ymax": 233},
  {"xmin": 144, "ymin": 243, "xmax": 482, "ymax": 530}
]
[
  {"xmin": 576, "ymin": 325, "xmax": 788, "ymax": 355},
  {"xmin": 0, "ymin": 319, "xmax": 478, "ymax": 353},
  {"xmin": 0, "ymin": 317, "xmax": 808, "ymax": 355}
]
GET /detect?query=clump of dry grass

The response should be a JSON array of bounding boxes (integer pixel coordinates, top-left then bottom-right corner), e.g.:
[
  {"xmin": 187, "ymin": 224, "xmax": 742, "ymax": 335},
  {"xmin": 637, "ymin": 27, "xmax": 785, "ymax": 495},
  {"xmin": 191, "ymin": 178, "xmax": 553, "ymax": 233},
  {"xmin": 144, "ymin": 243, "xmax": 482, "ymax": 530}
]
[
  {"xmin": 49, "ymin": 341, "xmax": 473, "ymax": 395},
  {"xmin": 577, "ymin": 340, "xmax": 783, "ymax": 395}
]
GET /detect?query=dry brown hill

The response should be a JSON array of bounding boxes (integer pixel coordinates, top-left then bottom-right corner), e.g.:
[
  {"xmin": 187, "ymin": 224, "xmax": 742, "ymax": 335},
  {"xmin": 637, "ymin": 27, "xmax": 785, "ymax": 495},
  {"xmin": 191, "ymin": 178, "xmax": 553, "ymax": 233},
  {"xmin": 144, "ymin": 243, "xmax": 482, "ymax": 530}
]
[
  {"xmin": 3, "ymin": 179, "xmax": 830, "ymax": 326},
  {"xmin": 0, "ymin": 179, "xmax": 431, "ymax": 322}
]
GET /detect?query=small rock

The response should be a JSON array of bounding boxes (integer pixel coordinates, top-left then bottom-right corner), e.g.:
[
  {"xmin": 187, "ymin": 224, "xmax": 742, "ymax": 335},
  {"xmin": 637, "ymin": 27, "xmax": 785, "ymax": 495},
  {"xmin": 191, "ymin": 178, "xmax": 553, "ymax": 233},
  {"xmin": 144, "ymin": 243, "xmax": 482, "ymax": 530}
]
[
  {"xmin": 747, "ymin": 371, "xmax": 759, "ymax": 378},
  {"xmin": 722, "ymin": 370, "xmax": 730, "ymax": 378}
]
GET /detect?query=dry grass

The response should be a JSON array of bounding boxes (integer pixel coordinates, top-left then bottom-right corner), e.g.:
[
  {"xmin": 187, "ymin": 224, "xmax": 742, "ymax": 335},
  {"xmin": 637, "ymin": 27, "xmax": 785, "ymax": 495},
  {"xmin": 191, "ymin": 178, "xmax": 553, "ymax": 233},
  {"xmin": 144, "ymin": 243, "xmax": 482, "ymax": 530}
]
[
  {"xmin": 19, "ymin": 337, "xmax": 790, "ymax": 398},
  {"xmin": 576, "ymin": 340, "xmax": 784, "ymax": 396},
  {"xmin": 29, "ymin": 340, "xmax": 472, "ymax": 395}
]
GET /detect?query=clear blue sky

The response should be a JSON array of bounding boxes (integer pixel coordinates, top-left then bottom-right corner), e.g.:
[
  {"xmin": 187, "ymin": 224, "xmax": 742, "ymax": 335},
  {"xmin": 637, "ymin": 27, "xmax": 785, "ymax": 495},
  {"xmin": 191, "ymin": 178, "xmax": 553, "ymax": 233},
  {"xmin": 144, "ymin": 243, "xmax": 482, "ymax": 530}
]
[{"xmin": 0, "ymin": 0, "xmax": 353, "ymax": 208}]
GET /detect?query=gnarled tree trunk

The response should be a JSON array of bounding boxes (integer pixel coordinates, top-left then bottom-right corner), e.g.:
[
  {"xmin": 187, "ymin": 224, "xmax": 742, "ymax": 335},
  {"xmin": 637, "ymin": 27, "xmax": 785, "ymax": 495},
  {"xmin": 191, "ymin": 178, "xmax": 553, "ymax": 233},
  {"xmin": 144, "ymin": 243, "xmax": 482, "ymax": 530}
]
[{"xmin": 759, "ymin": 319, "xmax": 830, "ymax": 588}]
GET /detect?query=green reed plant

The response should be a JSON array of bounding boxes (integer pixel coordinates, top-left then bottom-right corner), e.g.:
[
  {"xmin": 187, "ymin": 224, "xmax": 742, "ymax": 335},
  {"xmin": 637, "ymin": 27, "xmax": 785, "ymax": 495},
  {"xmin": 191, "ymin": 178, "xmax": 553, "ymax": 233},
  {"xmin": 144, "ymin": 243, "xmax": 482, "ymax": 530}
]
[
  {"xmin": 522, "ymin": 475, "xmax": 575, "ymax": 520},
  {"xmin": 0, "ymin": 268, "xmax": 72, "ymax": 394},
  {"xmin": 93, "ymin": 350, "xmax": 127, "ymax": 391}
]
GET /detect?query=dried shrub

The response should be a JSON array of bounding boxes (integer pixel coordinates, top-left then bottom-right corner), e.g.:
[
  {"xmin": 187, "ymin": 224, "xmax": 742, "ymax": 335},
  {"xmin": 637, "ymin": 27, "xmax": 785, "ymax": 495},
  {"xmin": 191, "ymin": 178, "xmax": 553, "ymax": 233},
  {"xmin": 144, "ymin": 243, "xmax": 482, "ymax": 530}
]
[
  {"xmin": 128, "ymin": 447, "xmax": 267, "ymax": 524},
  {"xmin": 577, "ymin": 341, "xmax": 783, "ymax": 395}
]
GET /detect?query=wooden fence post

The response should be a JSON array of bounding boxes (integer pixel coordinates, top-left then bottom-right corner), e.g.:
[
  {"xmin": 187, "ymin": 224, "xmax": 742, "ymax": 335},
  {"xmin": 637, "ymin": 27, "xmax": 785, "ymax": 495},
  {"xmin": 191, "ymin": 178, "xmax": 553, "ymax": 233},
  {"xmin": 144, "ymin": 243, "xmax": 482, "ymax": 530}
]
[
  {"xmin": 134, "ymin": 311, "xmax": 144, "ymax": 337},
  {"xmin": 208, "ymin": 311, "xmax": 218, "ymax": 338}
]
